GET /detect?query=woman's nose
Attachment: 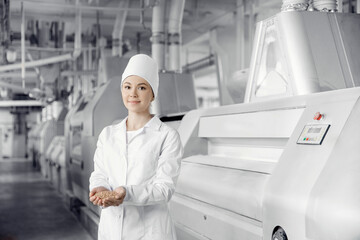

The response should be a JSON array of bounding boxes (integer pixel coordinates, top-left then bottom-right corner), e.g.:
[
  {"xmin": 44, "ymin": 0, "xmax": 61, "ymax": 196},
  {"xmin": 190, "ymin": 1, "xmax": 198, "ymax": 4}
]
[{"xmin": 130, "ymin": 88, "xmax": 137, "ymax": 97}]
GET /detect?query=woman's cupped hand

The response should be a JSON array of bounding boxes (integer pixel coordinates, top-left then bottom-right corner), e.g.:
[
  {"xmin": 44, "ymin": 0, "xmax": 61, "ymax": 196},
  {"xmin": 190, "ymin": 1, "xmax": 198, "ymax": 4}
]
[{"xmin": 89, "ymin": 186, "xmax": 126, "ymax": 208}]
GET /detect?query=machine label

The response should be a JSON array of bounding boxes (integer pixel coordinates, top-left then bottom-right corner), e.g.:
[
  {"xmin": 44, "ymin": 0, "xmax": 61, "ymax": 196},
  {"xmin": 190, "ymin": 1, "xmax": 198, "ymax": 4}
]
[{"xmin": 297, "ymin": 124, "xmax": 330, "ymax": 145}]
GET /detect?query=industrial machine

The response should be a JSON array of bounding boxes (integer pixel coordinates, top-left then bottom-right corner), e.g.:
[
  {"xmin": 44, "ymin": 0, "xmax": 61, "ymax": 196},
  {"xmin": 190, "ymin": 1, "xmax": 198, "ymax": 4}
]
[
  {"xmin": 68, "ymin": 57, "xmax": 128, "ymax": 215},
  {"xmin": 170, "ymin": 10, "xmax": 360, "ymax": 240},
  {"xmin": 64, "ymin": 95, "xmax": 87, "ymax": 195},
  {"xmin": 158, "ymin": 72, "xmax": 197, "ymax": 129},
  {"xmin": 46, "ymin": 136, "xmax": 66, "ymax": 194},
  {"xmin": 38, "ymin": 104, "xmax": 67, "ymax": 178},
  {"xmin": 170, "ymin": 87, "xmax": 360, "ymax": 240},
  {"xmin": 27, "ymin": 122, "xmax": 45, "ymax": 168}
]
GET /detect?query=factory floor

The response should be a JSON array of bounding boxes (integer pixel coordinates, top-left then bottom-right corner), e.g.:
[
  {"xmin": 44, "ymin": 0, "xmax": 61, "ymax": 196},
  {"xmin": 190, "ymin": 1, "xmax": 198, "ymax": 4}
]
[{"xmin": 0, "ymin": 157, "xmax": 94, "ymax": 240}]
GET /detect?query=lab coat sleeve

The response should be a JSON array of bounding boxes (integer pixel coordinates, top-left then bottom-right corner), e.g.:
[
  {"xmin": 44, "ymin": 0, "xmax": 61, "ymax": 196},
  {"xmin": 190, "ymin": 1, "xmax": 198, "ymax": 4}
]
[
  {"xmin": 123, "ymin": 129, "xmax": 183, "ymax": 206},
  {"xmin": 89, "ymin": 128, "xmax": 111, "ymax": 191}
]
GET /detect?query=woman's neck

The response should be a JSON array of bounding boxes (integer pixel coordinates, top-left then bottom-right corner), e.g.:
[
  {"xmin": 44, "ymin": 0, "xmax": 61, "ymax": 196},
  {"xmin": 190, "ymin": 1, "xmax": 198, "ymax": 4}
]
[{"xmin": 126, "ymin": 111, "xmax": 153, "ymax": 131}]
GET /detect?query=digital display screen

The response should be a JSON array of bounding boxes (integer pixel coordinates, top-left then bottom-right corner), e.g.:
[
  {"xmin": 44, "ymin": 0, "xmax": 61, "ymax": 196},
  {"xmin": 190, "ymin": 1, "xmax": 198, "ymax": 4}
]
[{"xmin": 308, "ymin": 127, "xmax": 321, "ymax": 133}]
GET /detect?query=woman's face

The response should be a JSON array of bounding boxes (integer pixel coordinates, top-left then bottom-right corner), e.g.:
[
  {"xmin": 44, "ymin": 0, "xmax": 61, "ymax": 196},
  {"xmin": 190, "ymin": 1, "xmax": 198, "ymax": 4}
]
[{"xmin": 121, "ymin": 75, "xmax": 154, "ymax": 114}]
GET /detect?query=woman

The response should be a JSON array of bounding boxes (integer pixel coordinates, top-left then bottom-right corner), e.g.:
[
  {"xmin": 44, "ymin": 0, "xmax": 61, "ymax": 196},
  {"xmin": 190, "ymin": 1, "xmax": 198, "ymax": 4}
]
[{"xmin": 89, "ymin": 54, "xmax": 183, "ymax": 240}]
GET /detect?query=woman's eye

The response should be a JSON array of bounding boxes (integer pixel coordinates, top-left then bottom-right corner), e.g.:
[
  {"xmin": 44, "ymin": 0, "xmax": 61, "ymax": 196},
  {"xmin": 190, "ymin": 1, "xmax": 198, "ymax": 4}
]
[
  {"xmin": 124, "ymin": 86, "xmax": 130, "ymax": 89},
  {"xmin": 138, "ymin": 86, "xmax": 146, "ymax": 90}
]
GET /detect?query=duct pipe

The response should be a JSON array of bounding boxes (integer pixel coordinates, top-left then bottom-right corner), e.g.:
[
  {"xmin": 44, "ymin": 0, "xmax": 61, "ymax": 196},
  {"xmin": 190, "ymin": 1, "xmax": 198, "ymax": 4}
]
[
  {"xmin": 168, "ymin": 0, "xmax": 185, "ymax": 72},
  {"xmin": 112, "ymin": 0, "xmax": 129, "ymax": 57},
  {"xmin": 151, "ymin": 0, "xmax": 166, "ymax": 70}
]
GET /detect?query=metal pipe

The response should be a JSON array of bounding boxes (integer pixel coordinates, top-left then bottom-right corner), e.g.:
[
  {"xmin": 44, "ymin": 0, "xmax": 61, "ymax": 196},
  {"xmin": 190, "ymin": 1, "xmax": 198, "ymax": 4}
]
[
  {"xmin": 73, "ymin": 3, "xmax": 82, "ymax": 59},
  {"xmin": 0, "ymin": 80, "xmax": 45, "ymax": 95},
  {"xmin": 0, "ymin": 71, "xmax": 37, "ymax": 78},
  {"xmin": 182, "ymin": 54, "xmax": 215, "ymax": 73},
  {"xmin": 0, "ymin": 53, "xmax": 73, "ymax": 72},
  {"xmin": 236, "ymin": 0, "xmax": 245, "ymax": 69},
  {"xmin": 27, "ymin": 46, "xmax": 97, "ymax": 52},
  {"xmin": 151, "ymin": 0, "xmax": 166, "ymax": 70},
  {"xmin": 60, "ymin": 70, "xmax": 97, "ymax": 77},
  {"xmin": 112, "ymin": 0, "xmax": 129, "ymax": 57},
  {"xmin": 18, "ymin": 0, "xmax": 144, "ymax": 12},
  {"xmin": 21, "ymin": 2, "xmax": 25, "ymax": 88},
  {"xmin": 168, "ymin": 0, "xmax": 185, "ymax": 72},
  {"xmin": 0, "ymin": 100, "xmax": 44, "ymax": 107}
]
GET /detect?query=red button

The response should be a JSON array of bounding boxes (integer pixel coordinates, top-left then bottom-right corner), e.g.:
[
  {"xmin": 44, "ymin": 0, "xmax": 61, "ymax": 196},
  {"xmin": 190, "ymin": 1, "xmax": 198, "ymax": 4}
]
[{"xmin": 314, "ymin": 112, "xmax": 322, "ymax": 120}]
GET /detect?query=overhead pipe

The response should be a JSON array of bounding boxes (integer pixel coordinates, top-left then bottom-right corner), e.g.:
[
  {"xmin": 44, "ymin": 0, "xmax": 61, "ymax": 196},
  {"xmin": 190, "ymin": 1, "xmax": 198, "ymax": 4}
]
[
  {"xmin": 151, "ymin": 0, "xmax": 166, "ymax": 70},
  {"xmin": 20, "ymin": 0, "xmax": 144, "ymax": 13},
  {"xmin": 0, "ymin": 80, "xmax": 45, "ymax": 95},
  {"xmin": 0, "ymin": 100, "xmax": 43, "ymax": 107},
  {"xmin": 112, "ymin": 0, "xmax": 129, "ymax": 57},
  {"xmin": 167, "ymin": 0, "xmax": 185, "ymax": 72}
]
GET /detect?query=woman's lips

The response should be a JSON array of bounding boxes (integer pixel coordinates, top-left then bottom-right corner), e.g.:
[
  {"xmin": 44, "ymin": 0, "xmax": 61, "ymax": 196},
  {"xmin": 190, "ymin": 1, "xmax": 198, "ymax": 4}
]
[{"xmin": 128, "ymin": 101, "xmax": 140, "ymax": 104}]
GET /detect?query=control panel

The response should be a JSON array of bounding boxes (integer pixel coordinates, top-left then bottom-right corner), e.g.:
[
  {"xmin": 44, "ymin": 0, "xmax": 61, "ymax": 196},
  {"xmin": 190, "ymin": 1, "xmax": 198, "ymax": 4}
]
[{"xmin": 297, "ymin": 124, "xmax": 330, "ymax": 145}]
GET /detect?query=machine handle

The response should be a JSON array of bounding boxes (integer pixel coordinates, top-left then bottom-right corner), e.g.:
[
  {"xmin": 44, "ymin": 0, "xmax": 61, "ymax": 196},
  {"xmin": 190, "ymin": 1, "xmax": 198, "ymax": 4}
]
[{"xmin": 70, "ymin": 158, "xmax": 84, "ymax": 169}]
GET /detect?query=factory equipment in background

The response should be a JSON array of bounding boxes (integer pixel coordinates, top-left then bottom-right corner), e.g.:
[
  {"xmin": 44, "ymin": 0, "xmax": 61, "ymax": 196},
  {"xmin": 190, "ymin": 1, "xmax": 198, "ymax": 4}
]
[
  {"xmin": 170, "ymin": 9, "xmax": 360, "ymax": 240},
  {"xmin": 67, "ymin": 57, "xmax": 128, "ymax": 236},
  {"xmin": 158, "ymin": 72, "xmax": 197, "ymax": 129},
  {"xmin": 45, "ymin": 136, "xmax": 66, "ymax": 194},
  {"xmin": 29, "ymin": 121, "xmax": 46, "ymax": 168},
  {"xmin": 64, "ymin": 95, "xmax": 86, "ymax": 195},
  {"xmin": 37, "ymin": 102, "xmax": 67, "ymax": 179},
  {"xmin": 245, "ymin": 11, "xmax": 360, "ymax": 102}
]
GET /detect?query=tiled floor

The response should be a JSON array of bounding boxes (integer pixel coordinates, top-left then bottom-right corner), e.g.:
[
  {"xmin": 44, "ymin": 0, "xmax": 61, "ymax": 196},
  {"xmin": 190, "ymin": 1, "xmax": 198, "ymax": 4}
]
[{"xmin": 0, "ymin": 158, "xmax": 94, "ymax": 240}]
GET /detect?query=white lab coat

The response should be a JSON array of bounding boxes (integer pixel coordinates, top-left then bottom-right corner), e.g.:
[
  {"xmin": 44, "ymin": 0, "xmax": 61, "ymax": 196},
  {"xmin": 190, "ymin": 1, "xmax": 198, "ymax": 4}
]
[{"xmin": 89, "ymin": 116, "xmax": 183, "ymax": 240}]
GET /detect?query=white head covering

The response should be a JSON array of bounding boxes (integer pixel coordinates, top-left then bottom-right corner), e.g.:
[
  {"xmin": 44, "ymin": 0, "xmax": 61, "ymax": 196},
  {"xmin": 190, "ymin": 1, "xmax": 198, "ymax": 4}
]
[{"xmin": 121, "ymin": 54, "xmax": 159, "ymax": 98}]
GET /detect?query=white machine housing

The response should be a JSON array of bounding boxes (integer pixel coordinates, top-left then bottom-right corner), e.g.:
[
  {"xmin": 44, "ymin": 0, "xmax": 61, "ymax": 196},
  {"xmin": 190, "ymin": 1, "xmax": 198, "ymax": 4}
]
[
  {"xmin": 171, "ymin": 87, "xmax": 360, "ymax": 240},
  {"xmin": 170, "ymin": 10, "xmax": 360, "ymax": 240}
]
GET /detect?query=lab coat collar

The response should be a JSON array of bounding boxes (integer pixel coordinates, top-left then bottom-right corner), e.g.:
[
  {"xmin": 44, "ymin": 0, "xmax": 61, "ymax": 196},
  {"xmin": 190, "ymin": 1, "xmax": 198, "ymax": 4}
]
[
  {"xmin": 115, "ymin": 115, "xmax": 162, "ymax": 131},
  {"xmin": 144, "ymin": 115, "xmax": 162, "ymax": 131}
]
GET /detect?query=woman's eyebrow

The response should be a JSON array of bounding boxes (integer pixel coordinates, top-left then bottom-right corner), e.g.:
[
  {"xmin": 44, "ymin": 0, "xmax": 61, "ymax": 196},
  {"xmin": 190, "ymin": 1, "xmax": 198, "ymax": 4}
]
[
  {"xmin": 137, "ymin": 83, "xmax": 148, "ymax": 86},
  {"xmin": 123, "ymin": 81, "xmax": 131, "ymax": 85}
]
